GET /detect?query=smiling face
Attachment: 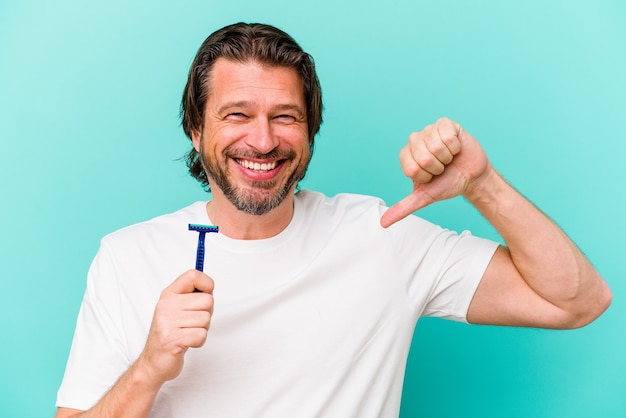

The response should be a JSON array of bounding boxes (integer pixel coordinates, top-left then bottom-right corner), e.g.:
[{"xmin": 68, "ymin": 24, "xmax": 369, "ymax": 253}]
[{"xmin": 192, "ymin": 58, "xmax": 311, "ymax": 216}]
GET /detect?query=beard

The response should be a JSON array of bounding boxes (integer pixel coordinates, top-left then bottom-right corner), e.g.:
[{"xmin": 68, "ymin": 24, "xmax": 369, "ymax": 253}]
[{"xmin": 199, "ymin": 142, "xmax": 311, "ymax": 216}]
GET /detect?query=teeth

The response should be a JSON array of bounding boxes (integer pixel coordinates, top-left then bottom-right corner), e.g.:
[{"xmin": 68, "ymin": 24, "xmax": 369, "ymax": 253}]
[{"xmin": 237, "ymin": 159, "xmax": 277, "ymax": 172}]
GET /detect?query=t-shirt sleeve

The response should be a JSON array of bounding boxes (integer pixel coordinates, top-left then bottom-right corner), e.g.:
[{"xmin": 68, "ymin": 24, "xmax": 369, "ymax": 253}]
[
  {"xmin": 419, "ymin": 230, "xmax": 499, "ymax": 322},
  {"xmin": 385, "ymin": 207, "xmax": 500, "ymax": 323},
  {"xmin": 56, "ymin": 240, "xmax": 131, "ymax": 410}
]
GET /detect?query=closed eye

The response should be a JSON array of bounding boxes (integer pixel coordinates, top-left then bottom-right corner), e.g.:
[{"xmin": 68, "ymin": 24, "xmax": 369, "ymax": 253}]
[
  {"xmin": 226, "ymin": 112, "xmax": 248, "ymax": 120},
  {"xmin": 275, "ymin": 114, "xmax": 297, "ymax": 123}
]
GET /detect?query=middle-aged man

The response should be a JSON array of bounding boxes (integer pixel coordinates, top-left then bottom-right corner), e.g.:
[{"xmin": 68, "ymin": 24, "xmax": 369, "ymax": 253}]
[{"xmin": 55, "ymin": 22, "xmax": 612, "ymax": 417}]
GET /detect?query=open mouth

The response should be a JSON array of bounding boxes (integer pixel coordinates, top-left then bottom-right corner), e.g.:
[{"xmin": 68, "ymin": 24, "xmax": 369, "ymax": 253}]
[{"xmin": 235, "ymin": 159, "xmax": 281, "ymax": 173}]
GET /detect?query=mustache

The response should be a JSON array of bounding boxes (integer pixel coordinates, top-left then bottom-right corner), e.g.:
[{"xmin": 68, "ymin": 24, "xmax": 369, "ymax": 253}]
[{"xmin": 224, "ymin": 146, "xmax": 297, "ymax": 161}]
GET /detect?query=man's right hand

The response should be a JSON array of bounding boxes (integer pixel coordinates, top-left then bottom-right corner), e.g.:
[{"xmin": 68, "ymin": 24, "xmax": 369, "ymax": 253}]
[
  {"xmin": 55, "ymin": 270, "xmax": 215, "ymax": 418},
  {"xmin": 136, "ymin": 269, "xmax": 215, "ymax": 384}
]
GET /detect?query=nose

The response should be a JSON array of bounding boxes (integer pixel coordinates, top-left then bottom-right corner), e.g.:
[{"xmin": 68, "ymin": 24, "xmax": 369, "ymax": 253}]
[{"xmin": 244, "ymin": 117, "xmax": 278, "ymax": 154}]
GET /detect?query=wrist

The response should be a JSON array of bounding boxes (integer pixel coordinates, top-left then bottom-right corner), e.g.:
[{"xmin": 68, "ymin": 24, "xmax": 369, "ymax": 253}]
[
  {"xmin": 462, "ymin": 165, "xmax": 504, "ymax": 207},
  {"xmin": 131, "ymin": 355, "xmax": 168, "ymax": 393}
]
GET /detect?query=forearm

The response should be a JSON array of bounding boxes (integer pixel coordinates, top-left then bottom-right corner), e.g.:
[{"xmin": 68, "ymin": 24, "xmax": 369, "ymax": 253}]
[
  {"xmin": 464, "ymin": 167, "xmax": 611, "ymax": 325},
  {"xmin": 62, "ymin": 359, "xmax": 163, "ymax": 418}
]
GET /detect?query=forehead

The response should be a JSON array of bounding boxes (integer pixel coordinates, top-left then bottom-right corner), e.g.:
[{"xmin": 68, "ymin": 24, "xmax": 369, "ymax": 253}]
[{"xmin": 207, "ymin": 58, "xmax": 305, "ymax": 107}]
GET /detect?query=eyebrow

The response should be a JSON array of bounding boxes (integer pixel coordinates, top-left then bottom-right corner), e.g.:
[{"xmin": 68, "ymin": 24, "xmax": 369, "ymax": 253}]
[{"xmin": 216, "ymin": 100, "xmax": 253, "ymax": 114}]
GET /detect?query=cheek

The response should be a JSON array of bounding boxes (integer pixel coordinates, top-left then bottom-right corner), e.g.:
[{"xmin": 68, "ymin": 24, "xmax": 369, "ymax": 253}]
[
  {"xmin": 199, "ymin": 126, "xmax": 234, "ymax": 152},
  {"xmin": 213, "ymin": 126, "xmax": 250, "ymax": 150},
  {"xmin": 275, "ymin": 125, "xmax": 309, "ymax": 149}
]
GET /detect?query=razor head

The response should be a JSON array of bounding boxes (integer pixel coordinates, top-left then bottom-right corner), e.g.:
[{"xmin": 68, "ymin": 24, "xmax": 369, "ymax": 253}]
[{"xmin": 188, "ymin": 224, "xmax": 219, "ymax": 233}]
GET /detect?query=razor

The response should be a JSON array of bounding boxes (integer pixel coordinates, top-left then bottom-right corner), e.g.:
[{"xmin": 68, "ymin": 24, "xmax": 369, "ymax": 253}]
[{"xmin": 188, "ymin": 224, "xmax": 219, "ymax": 272}]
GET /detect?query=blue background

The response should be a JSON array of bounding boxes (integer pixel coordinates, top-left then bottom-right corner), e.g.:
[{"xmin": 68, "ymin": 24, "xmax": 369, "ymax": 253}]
[{"xmin": 1, "ymin": 0, "xmax": 624, "ymax": 416}]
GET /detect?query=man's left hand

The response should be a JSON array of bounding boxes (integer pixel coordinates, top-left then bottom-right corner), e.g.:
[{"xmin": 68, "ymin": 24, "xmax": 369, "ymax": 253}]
[{"xmin": 380, "ymin": 117, "xmax": 492, "ymax": 228}]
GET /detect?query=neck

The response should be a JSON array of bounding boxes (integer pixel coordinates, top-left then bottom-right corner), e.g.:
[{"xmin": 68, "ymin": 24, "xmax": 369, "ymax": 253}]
[{"xmin": 205, "ymin": 189, "xmax": 296, "ymax": 240}]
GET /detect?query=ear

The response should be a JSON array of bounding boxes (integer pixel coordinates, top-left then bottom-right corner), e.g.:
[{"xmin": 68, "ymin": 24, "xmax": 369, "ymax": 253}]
[{"xmin": 191, "ymin": 130, "xmax": 201, "ymax": 152}]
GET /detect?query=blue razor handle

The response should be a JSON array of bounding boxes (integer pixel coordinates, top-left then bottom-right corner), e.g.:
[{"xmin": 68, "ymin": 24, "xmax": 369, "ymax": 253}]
[{"xmin": 188, "ymin": 223, "xmax": 219, "ymax": 272}]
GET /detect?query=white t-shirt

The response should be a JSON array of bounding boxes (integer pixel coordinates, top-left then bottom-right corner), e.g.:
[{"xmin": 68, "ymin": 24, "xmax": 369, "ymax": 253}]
[{"xmin": 57, "ymin": 191, "xmax": 498, "ymax": 417}]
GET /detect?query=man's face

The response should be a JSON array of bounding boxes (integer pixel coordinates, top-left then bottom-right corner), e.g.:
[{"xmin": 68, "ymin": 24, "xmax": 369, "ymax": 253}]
[{"xmin": 192, "ymin": 58, "xmax": 310, "ymax": 215}]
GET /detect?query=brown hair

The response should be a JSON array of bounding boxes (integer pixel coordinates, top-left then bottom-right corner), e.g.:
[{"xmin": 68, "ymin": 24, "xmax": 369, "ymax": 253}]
[{"xmin": 180, "ymin": 22, "xmax": 323, "ymax": 189}]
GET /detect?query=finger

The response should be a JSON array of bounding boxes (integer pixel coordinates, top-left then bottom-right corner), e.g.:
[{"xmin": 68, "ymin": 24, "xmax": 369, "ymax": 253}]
[
  {"xmin": 400, "ymin": 146, "xmax": 434, "ymax": 184},
  {"xmin": 150, "ymin": 298, "xmax": 213, "ymax": 346},
  {"xmin": 167, "ymin": 270, "xmax": 215, "ymax": 295},
  {"xmin": 380, "ymin": 190, "xmax": 433, "ymax": 228},
  {"xmin": 177, "ymin": 327, "xmax": 209, "ymax": 349},
  {"xmin": 424, "ymin": 125, "xmax": 456, "ymax": 165},
  {"xmin": 176, "ymin": 310, "xmax": 213, "ymax": 330},
  {"xmin": 399, "ymin": 145, "xmax": 434, "ymax": 183},
  {"xmin": 152, "ymin": 295, "xmax": 213, "ymax": 329},
  {"xmin": 435, "ymin": 117, "xmax": 462, "ymax": 156},
  {"xmin": 407, "ymin": 132, "xmax": 446, "ymax": 178},
  {"xmin": 179, "ymin": 291, "xmax": 214, "ymax": 313}
]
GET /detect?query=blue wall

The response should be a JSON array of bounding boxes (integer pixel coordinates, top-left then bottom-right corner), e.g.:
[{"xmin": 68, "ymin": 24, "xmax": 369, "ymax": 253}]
[{"xmin": 1, "ymin": 1, "xmax": 624, "ymax": 416}]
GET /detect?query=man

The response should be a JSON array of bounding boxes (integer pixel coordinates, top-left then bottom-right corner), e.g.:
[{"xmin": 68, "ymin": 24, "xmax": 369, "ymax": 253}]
[{"xmin": 55, "ymin": 22, "xmax": 611, "ymax": 417}]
